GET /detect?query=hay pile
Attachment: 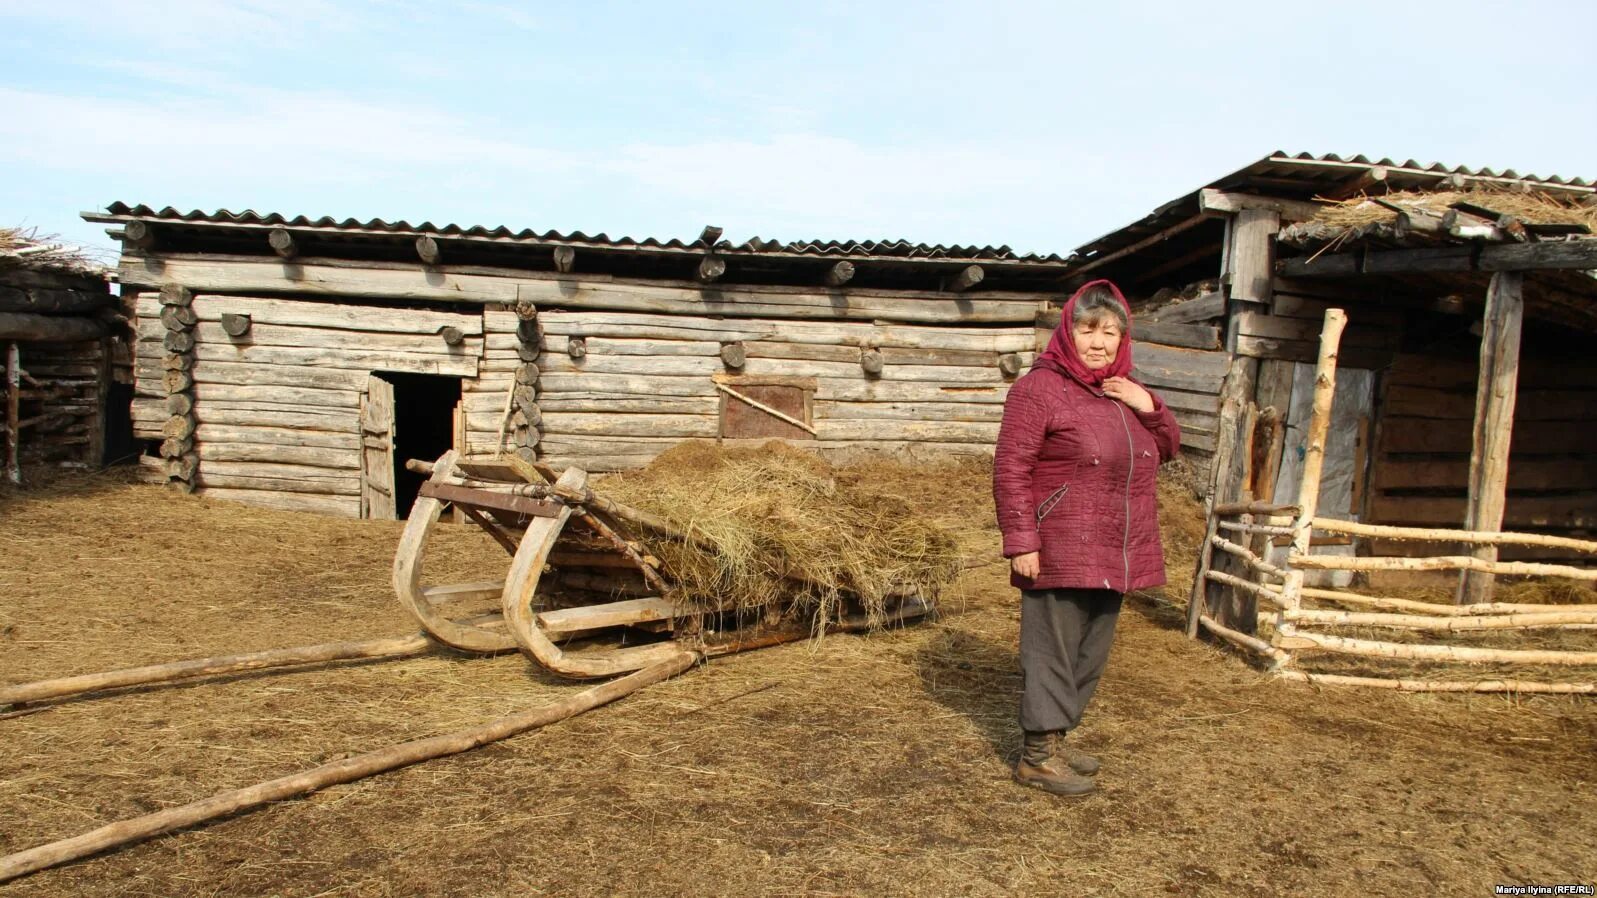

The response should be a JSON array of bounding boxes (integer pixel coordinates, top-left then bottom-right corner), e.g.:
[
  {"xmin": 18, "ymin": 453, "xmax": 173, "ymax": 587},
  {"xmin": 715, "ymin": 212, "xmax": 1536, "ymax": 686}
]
[
  {"xmin": 0, "ymin": 226, "xmax": 101, "ymax": 275},
  {"xmin": 597, "ymin": 441, "xmax": 967, "ymax": 628},
  {"xmin": 1311, "ymin": 186, "xmax": 1597, "ymax": 232}
]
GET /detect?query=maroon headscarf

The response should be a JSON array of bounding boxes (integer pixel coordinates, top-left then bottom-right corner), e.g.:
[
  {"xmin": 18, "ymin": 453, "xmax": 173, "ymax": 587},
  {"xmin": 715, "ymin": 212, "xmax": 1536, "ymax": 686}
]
[{"xmin": 1036, "ymin": 278, "xmax": 1135, "ymax": 388}]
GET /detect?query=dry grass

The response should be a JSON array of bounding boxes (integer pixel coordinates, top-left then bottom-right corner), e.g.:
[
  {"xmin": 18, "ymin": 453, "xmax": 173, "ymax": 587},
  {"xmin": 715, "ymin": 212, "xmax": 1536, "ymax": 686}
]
[
  {"xmin": 0, "ymin": 227, "xmax": 102, "ymax": 275},
  {"xmin": 1, "ymin": 460, "xmax": 1594, "ymax": 896},
  {"xmin": 1312, "ymin": 186, "xmax": 1597, "ymax": 232},
  {"xmin": 599, "ymin": 442, "xmax": 965, "ymax": 628}
]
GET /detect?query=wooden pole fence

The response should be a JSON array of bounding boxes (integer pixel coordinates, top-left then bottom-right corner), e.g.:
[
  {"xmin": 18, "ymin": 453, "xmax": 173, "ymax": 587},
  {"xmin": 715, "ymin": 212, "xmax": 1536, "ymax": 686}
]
[
  {"xmin": 1283, "ymin": 607, "xmax": 1597, "ymax": 631},
  {"xmin": 1277, "ymin": 670, "xmax": 1596, "ymax": 694},
  {"xmin": 1272, "ymin": 630, "xmax": 1597, "ymax": 665},
  {"xmin": 1300, "ymin": 586, "xmax": 1594, "ymax": 617},
  {"xmin": 1208, "ymin": 535, "xmax": 1289, "ymax": 580},
  {"xmin": 1289, "ymin": 554, "xmax": 1597, "ymax": 581},
  {"xmin": 1204, "ymin": 569, "xmax": 1290, "ymax": 609},
  {"xmin": 1310, "ymin": 518, "xmax": 1597, "ymax": 554}
]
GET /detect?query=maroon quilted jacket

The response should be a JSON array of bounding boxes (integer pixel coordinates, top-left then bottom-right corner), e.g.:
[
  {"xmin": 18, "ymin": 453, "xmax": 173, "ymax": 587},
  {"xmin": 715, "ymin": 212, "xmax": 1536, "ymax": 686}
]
[{"xmin": 993, "ymin": 364, "xmax": 1182, "ymax": 593}]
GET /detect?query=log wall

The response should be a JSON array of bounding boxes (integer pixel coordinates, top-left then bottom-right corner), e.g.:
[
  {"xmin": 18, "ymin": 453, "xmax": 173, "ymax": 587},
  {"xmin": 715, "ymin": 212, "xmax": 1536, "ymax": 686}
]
[
  {"xmin": 133, "ymin": 293, "xmax": 483, "ymax": 515},
  {"xmin": 1367, "ymin": 350, "xmax": 1597, "ymax": 561},
  {"xmin": 123, "ymin": 271, "xmax": 1237, "ymax": 512},
  {"xmin": 532, "ymin": 309, "xmax": 1037, "ymax": 471}
]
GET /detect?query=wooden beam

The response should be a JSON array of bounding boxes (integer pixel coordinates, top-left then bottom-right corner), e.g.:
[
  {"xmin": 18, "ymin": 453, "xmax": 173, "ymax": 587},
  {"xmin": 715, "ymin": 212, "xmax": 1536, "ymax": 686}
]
[
  {"xmin": 1199, "ymin": 189, "xmax": 1326, "ymax": 223},
  {"xmin": 1224, "ymin": 208, "xmax": 1280, "ymax": 305},
  {"xmin": 1131, "ymin": 320, "xmax": 1220, "ymax": 350},
  {"xmin": 824, "ymin": 260, "xmax": 855, "ymax": 287},
  {"xmin": 1321, "ymin": 165, "xmax": 1388, "ymax": 201},
  {"xmin": 267, "ymin": 227, "xmax": 298, "ymax": 260},
  {"xmin": 1143, "ymin": 292, "xmax": 1225, "ymax": 325},
  {"xmin": 415, "ymin": 235, "xmax": 442, "ymax": 266},
  {"xmin": 1281, "ymin": 240, "xmax": 1597, "ymax": 277},
  {"xmin": 4, "ymin": 342, "xmax": 18, "ymax": 484},
  {"xmin": 1071, "ymin": 213, "xmax": 1213, "ymax": 278},
  {"xmin": 122, "ymin": 255, "xmax": 1044, "ymax": 323},
  {"xmin": 1480, "ymin": 240, "xmax": 1597, "ymax": 271},
  {"xmin": 552, "ymin": 246, "xmax": 575, "ymax": 274},
  {"xmin": 696, "ymin": 256, "xmax": 726, "ymax": 284},
  {"xmin": 946, "ymin": 264, "xmax": 984, "ymax": 293},
  {"xmin": 1457, "ymin": 271, "xmax": 1523, "ymax": 605},
  {"xmin": 0, "ymin": 312, "xmax": 113, "ymax": 342}
]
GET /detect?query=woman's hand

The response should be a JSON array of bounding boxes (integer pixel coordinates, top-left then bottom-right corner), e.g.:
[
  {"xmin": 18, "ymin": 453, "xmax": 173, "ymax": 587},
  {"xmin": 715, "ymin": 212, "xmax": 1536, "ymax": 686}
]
[
  {"xmin": 1102, "ymin": 376, "xmax": 1154, "ymax": 413},
  {"xmin": 1011, "ymin": 551, "xmax": 1040, "ymax": 579}
]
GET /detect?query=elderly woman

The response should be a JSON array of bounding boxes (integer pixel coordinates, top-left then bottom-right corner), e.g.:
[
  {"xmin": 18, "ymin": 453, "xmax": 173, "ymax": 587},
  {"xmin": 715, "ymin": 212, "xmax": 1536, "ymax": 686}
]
[{"xmin": 992, "ymin": 279, "xmax": 1181, "ymax": 797}]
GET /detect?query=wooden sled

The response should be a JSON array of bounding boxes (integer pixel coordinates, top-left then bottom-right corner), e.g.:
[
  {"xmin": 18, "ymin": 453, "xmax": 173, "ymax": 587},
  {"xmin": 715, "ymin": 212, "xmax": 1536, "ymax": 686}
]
[{"xmin": 395, "ymin": 451, "xmax": 929, "ymax": 679}]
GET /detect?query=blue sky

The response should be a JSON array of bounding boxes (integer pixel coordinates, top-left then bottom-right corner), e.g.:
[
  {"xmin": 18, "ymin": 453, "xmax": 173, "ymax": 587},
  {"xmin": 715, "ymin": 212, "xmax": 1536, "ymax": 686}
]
[{"xmin": 4, "ymin": 1, "xmax": 1595, "ymax": 263}]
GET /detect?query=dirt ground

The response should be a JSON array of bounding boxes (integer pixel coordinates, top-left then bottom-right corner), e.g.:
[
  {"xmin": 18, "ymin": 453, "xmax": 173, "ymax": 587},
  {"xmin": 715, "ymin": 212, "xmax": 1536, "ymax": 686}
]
[{"xmin": 1, "ymin": 465, "xmax": 1594, "ymax": 897}]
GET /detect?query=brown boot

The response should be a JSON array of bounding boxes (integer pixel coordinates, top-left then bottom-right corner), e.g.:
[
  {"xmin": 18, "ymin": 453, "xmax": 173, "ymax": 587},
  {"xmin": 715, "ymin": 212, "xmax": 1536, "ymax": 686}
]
[
  {"xmin": 1013, "ymin": 757, "xmax": 1096, "ymax": 796},
  {"xmin": 1057, "ymin": 736, "xmax": 1100, "ymax": 776}
]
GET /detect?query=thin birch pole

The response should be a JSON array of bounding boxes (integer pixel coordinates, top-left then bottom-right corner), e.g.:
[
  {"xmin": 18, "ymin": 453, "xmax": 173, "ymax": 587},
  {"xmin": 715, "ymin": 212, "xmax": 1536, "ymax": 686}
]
[{"xmin": 1273, "ymin": 309, "xmax": 1347, "ymax": 665}]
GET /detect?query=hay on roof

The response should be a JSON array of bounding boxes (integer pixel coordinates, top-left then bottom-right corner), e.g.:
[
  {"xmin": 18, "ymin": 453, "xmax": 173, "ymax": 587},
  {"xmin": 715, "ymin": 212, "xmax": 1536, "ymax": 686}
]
[
  {"xmin": 1311, "ymin": 187, "xmax": 1597, "ymax": 233},
  {"xmin": 0, "ymin": 227, "xmax": 103, "ymax": 276}
]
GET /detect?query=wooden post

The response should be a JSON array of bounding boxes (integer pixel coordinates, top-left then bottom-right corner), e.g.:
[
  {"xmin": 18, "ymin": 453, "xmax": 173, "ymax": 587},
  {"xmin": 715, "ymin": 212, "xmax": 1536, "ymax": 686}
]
[
  {"xmin": 1188, "ymin": 356, "xmax": 1259, "ymax": 637},
  {"xmin": 1457, "ymin": 271, "xmax": 1524, "ymax": 604},
  {"xmin": 1224, "ymin": 209, "xmax": 1280, "ymax": 343},
  {"xmin": 824, "ymin": 261, "xmax": 855, "ymax": 288},
  {"xmin": 4, "ymin": 342, "xmax": 18, "ymax": 484},
  {"xmin": 1273, "ymin": 309, "xmax": 1348, "ymax": 661}
]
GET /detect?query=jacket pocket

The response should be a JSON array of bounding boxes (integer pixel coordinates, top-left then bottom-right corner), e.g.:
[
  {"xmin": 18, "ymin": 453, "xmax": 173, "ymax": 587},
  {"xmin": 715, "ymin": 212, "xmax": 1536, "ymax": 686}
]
[{"xmin": 1035, "ymin": 484, "xmax": 1070, "ymax": 527}]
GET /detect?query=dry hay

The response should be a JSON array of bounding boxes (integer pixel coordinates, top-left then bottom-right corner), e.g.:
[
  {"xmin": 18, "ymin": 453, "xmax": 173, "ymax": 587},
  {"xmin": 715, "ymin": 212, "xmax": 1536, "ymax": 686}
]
[
  {"xmin": 1311, "ymin": 186, "xmax": 1597, "ymax": 232},
  {"xmin": 595, "ymin": 441, "xmax": 966, "ymax": 629},
  {"xmin": 0, "ymin": 226, "xmax": 102, "ymax": 275}
]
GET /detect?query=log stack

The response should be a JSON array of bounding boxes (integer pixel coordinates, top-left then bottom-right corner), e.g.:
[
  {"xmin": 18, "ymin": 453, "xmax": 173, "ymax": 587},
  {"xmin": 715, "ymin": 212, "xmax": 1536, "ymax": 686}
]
[{"xmin": 158, "ymin": 286, "xmax": 199, "ymax": 492}]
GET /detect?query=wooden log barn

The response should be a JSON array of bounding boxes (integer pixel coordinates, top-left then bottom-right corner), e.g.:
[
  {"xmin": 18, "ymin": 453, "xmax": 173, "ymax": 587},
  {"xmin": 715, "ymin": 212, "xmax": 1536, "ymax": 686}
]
[
  {"xmin": 0, "ymin": 229, "xmax": 129, "ymax": 483},
  {"xmin": 1049, "ymin": 151, "xmax": 1597, "ymax": 630},
  {"xmin": 80, "ymin": 204, "xmax": 1225, "ymax": 519}
]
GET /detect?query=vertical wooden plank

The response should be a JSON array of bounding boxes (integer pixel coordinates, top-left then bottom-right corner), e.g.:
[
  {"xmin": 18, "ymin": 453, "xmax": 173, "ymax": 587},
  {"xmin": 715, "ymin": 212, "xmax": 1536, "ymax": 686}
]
[
  {"xmin": 4, "ymin": 342, "xmax": 18, "ymax": 484},
  {"xmin": 1187, "ymin": 355, "xmax": 1259, "ymax": 637},
  {"xmin": 361, "ymin": 374, "xmax": 398, "ymax": 520},
  {"xmin": 1457, "ymin": 271, "xmax": 1524, "ymax": 604},
  {"xmin": 88, "ymin": 336, "xmax": 112, "ymax": 467},
  {"xmin": 1225, "ymin": 209, "xmax": 1281, "ymax": 308},
  {"xmin": 1273, "ymin": 310, "xmax": 1348, "ymax": 659}
]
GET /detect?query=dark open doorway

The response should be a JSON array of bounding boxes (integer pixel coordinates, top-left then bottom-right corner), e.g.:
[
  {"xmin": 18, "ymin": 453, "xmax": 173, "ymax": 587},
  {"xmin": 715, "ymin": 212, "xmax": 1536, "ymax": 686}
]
[{"xmin": 385, "ymin": 372, "xmax": 462, "ymax": 519}]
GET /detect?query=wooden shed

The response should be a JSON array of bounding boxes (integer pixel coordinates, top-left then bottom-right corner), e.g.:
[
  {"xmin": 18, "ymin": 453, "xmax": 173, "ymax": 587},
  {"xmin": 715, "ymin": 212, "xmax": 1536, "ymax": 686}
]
[
  {"xmin": 85, "ymin": 206, "xmax": 1224, "ymax": 518},
  {"xmin": 1051, "ymin": 151, "xmax": 1597, "ymax": 622},
  {"xmin": 0, "ymin": 229, "xmax": 129, "ymax": 482}
]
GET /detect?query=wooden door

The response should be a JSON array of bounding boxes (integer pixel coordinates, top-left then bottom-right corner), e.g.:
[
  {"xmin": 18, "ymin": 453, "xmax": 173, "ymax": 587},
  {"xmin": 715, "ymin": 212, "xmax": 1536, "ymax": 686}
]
[
  {"xmin": 1270, "ymin": 363, "xmax": 1375, "ymax": 586},
  {"xmin": 361, "ymin": 374, "xmax": 397, "ymax": 519}
]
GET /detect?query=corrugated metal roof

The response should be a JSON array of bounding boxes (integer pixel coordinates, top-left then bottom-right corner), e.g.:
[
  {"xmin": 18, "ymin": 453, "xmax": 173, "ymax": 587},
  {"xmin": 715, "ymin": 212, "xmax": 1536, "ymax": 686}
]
[
  {"xmin": 1068, "ymin": 151, "xmax": 1595, "ymax": 267},
  {"xmin": 86, "ymin": 203, "xmax": 1067, "ymax": 265}
]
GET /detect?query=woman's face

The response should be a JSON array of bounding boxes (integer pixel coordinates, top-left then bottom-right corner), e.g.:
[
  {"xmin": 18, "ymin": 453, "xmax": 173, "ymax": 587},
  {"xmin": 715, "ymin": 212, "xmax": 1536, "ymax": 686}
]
[{"xmin": 1072, "ymin": 314, "xmax": 1122, "ymax": 371}]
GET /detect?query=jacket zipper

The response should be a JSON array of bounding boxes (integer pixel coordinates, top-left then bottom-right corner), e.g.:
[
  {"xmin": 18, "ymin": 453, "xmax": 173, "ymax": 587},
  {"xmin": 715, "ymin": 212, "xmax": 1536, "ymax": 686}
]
[
  {"xmin": 1035, "ymin": 484, "xmax": 1069, "ymax": 527},
  {"xmin": 1114, "ymin": 402, "xmax": 1134, "ymax": 592}
]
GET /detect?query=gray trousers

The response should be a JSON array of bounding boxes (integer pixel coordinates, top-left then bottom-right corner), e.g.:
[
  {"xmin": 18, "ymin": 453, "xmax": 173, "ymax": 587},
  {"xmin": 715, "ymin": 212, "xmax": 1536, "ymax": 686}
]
[{"xmin": 1019, "ymin": 588, "xmax": 1123, "ymax": 734}]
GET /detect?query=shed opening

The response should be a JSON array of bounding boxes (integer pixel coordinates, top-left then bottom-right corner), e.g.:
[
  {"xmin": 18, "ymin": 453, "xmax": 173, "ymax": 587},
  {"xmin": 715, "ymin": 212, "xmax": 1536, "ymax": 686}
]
[{"xmin": 364, "ymin": 372, "xmax": 462, "ymax": 519}]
